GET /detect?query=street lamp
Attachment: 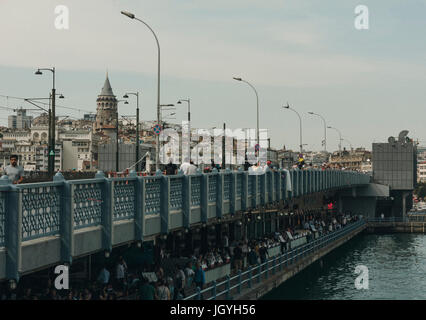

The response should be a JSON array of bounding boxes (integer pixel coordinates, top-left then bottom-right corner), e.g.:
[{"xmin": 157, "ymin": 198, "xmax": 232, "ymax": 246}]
[
  {"xmin": 283, "ymin": 103, "xmax": 303, "ymax": 153},
  {"xmin": 327, "ymin": 126, "xmax": 342, "ymax": 155},
  {"xmin": 35, "ymin": 67, "xmax": 56, "ymax": 175},
  {"xmin": 308, "ymin": 111, "xmax": 327, "ymax": 152},
  {"xmin": 121, "ymin": 10, "xmax": 161, "ymax": 171},
  {"xmin": 163, "ymin": 112, "xmax": 176, "ymax": 120},
  {"xmin": 116, "ymin": 99, "xmax": 126, "ymax": 172},
  {"xmin": 177, "ymin": 98, "xmax": 191, "ymax": 160},
  {"xmin": 342, "ymin": 138, "xmax": 353, "ymax": 151},
  {"xmin": 24, "ymin": 94, "xmax": 64, "ymax": 172},
  {"xmin": 233, "ymin": 77, "xmax": 260, "ymax": 148},
  {"xmin": 158, "ymin": 104, "xmax": 175, "ymax": 162},
  {"xmin": 123, "ymin": 92, "xmax": 140, "ymax": 171}
]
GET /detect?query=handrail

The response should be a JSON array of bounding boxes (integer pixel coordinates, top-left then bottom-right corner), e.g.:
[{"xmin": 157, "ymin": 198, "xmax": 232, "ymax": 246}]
[
  {"xmin": 367, "ymin": 216, "xmax": 426, "ymax": 223},
  {"xmin": 184, "ymin": 219, "xmax": 365, "ymax": 300}
]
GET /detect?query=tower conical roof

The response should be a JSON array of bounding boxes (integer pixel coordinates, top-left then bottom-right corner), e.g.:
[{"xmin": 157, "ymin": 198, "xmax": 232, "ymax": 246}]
[{"xmin": 100, "ymin": 73, "xmax": 115, "ymax": 96}]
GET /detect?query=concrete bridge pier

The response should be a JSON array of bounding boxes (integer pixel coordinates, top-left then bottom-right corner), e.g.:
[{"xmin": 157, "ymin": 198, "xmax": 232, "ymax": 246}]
[{"xmin": 337, "ymin": 183, "xmax": 390, "ymax": 219}]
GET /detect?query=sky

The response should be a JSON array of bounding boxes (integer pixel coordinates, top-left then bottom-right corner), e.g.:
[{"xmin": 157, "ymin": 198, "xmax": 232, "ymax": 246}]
[{"xmin": 0, "ymin": 0, "xmax": 425, "ymax": 151}]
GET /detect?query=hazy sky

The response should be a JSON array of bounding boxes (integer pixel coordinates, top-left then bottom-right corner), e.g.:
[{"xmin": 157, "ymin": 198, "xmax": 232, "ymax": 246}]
[{"xmin": 0, "ymin": 0, "xmax": 425, "ymax": 151}]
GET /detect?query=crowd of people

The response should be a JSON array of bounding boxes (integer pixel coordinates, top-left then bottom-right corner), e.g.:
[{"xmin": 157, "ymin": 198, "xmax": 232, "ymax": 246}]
[{"xmin": 0, "ymin": 210, "xmax": 359, "ymax": 300}]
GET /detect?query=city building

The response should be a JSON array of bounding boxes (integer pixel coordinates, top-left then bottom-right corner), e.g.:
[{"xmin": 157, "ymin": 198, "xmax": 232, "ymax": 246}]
[
  {"xmin": 8, "ymin": 108, "xmax": 33, "ymax": 129},
  {"xmin": 59, "ymin": 130, "xmax": 99, "ymax": 171},
  {"xmin": 35, "ymin": 143, "xmax": 63, "ymax": 172},
  {"xmin": 84, "ymin": 113, "xmax": 97, "ymax": 122},
  {"xmin": 303, "ymin": 151, "xmax": 329, "ymax": 167},
  {"xmin": 417, "ymin": 161, "xmax": 426, "ymax": 183},
  {"xmin": 98, "ymin": 142, "xmax": 154, "ymax": 173},
  {"xmin": 417, "ymin": 145, "xmax": 426, "ymax": 161},
  {"xmin": 329, "ymin": 148, "xmax": 371, "ymax": 171},
  {"xmin": 277, "ymin": 147, "xmax": 298, "ymax": 169}
]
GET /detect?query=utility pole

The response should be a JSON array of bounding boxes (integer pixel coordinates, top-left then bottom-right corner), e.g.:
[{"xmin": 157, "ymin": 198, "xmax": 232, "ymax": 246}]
[
  {"xmin": 34, "ymin": 67, "xmax": 56, "ymax": 174},
  {"xmin": 48, "ymin": 94, "xmax": 51, "ymax": 172},
  {"xmin": 116, "ymin": 110, "xmax": 119, "ymax": 172},
  {"xmin": 51, "ymin": 81, "xmax": 56, "ymax": 174},
  {"xmin": 136, "ymin": 94, "xmax": 139, "ymax": 172},
  {"xmin": 222, "ymin": 123, "xmax": 226, "ymax": 169},
  {"xmin": 283, "ymin": 103, "xmax": 302, "ymax": 154},
  {"xmin": 177, "ymin": 99, "xmax": 191, "ymax": 159},
  {"xmin": 124, "ymin": 92, "xmax": 140, "ymax": 171}
]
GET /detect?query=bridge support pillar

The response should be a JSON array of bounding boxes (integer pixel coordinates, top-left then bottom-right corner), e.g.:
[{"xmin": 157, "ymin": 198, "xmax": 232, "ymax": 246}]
[
  {"xmin": 134, "ymin": 172, "xmax": 144, "ymax": 244},
  {"xmin": 97, "ymin": 171, "xmax": 113, "ymax": 254},
  {"xmin": 2, "ymin": 176, "xmax": 21, "ymax": 283},
  {"xmin": 54, "ymin": 172, "xmax": 72, "ymax": 265}
]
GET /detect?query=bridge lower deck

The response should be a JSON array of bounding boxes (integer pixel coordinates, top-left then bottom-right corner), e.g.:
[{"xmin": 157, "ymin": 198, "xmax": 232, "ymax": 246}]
[{"xmin": 182, "ymin": 220, "xmax": 366, "ymax": 300}]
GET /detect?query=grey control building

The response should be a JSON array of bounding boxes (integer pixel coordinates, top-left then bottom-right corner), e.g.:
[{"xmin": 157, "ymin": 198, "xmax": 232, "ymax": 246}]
[{"xmin": 372, "ymin": 130, "xmax": 417, "ymax": 217}]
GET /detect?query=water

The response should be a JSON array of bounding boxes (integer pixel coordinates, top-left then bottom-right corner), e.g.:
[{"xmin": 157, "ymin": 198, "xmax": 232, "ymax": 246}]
[{"xmin": 263, "ymin": 233, "xmax": 426, "ymax": 300}]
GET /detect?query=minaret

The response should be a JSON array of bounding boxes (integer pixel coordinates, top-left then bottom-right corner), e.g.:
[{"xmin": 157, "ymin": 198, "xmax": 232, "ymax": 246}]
[{"xmin": 95, "ymin": 73, "xmax": 118, "ymax": 131}]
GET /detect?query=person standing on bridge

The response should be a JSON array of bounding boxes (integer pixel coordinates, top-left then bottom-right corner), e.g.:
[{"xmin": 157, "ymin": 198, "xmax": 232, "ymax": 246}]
[
  {"xmin": 97, "ymin": 265, "xmax": 110, "ymax": 286},
  {"xmin": 233, "ymin": 242, "xmax": 243, "ymax": 272},
  {"xmin": 180, "ymin": 158, "xmax": 197, "ymax": 175},
  {"xmin": 194, "ymin": 262, "xmax": 206, "ymax": 290},
  {"xmin": 165, "ymin": 159, "xmax": 177, "ymax": 175},
  {"xmin": 156, "ymin": 279, "xmax": 171, "ymax": 300},
  {"xmin": 3, "ymin": 154, "xmax": 24, "ymax": 184},
  {"xmin": 259, "ymin": 242, "xmax": 268, "ymax": 264},
  {"xmin": 115, "ymin": 256, "xmax": 127, "ymax": 287}
]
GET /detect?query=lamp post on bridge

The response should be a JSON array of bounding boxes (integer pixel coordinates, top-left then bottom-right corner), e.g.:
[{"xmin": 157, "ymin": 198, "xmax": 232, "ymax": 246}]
[
  {"xmin": 123, "ymin": 92, "xmax": 140, "ymax": 171},
  {"xmin": 342, "ymin": 138, "xmax": 353, "ymax": 152},
  {"xmin": 159, "ymin": 104, "xmax": 174, "ymax": 165},
  {"xmin": 34, "ymin": 67, "xmax": 57, "ymax": 175},
  {"xmin": 177, "ymin": 98, "xmax": 191, "ymax": 161},
  {"xmin": 233, "ymin": 77, "xmax": 260, "ymax": 152},
  {"xmin": 121, "ymin": 10, "xmax": 162, "ymax": 171},
  {"xmin": 327, "ymin": 126, "xmax": 343, "ymax": 156},
  {"xmin": 308, "ymin": 111, "xmax": 327, "ymax": 153},
  {"xmin": 283, "ymin": 103, "xmax": 303, "ymax": 154}
]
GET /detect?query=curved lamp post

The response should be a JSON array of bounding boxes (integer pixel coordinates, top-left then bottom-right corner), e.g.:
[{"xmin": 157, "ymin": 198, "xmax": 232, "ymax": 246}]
[
  {"xmin": 121, "ymin": 10, "xmax": 161, "ymax": 171},
  {"xmin": 327, "ymin": 126, "xmax": 343, "ymax": 155},
  {"xmin": 233, "ymin": 77, "xmax": 259, "ymax": 147},
  {"xmin": 342, "ymin": 138, "xmax": 353, "ymax": 151},
  {"xmin": 283, "ymin": 103, "xmax": 303, "ymax": 153},
  {"xmin": 308, "ymin": 111, "xmax": 327, "ymax": 152}
]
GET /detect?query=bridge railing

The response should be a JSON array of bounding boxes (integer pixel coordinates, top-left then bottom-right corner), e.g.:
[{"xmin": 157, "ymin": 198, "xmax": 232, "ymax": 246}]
[
  {"xmin": 184, "ymin": 219, "xmax": 366, "ymax": 300},
  {"xmin": 367, "ymin": 216, "xmax": 426, "ymax": 223},
  {"xmin": 0, "ymin": 168, "xmax": 369, "ymax": 281}
]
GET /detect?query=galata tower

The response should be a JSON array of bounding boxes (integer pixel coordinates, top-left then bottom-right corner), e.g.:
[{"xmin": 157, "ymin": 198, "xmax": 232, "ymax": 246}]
[{"xmin": 95, "ymin": 73, "xmax": 117, "ymax": 131}]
